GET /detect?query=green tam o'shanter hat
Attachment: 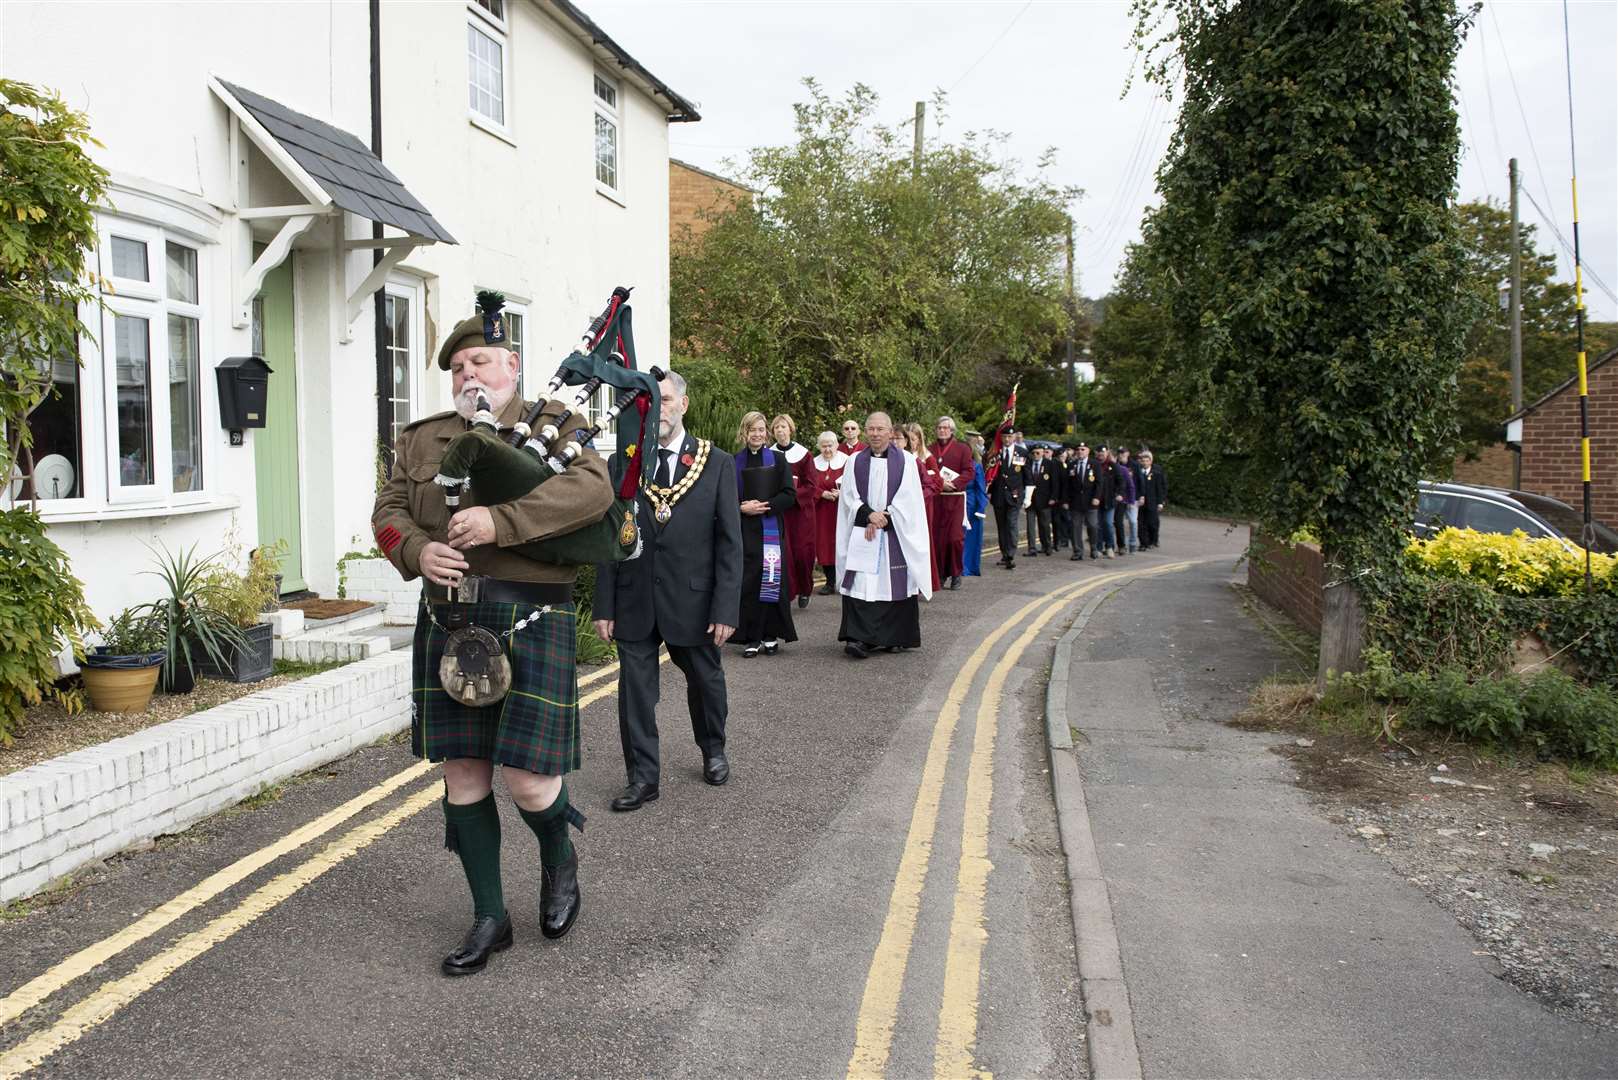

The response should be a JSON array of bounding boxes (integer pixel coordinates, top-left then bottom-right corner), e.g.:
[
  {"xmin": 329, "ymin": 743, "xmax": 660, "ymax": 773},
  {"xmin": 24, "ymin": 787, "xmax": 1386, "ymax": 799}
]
[{"xmin": 435, "ymin": 290, "xmax": 510, "ymax": 370}]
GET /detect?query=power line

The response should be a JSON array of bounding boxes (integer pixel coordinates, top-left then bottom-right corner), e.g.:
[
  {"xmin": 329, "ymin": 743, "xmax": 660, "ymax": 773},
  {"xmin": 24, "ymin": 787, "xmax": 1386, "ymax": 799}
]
[
  {"xmin": 1077, "ymin": 90, "xmax": 1164, "ymax": 257},
  {"xmin": 1521, "ymin": 186, "xmax": 1618, "ymax": 307},
  {"xmin": 1488, "ymin": 3, "xmax": 1563, "ymax": 266},
  {"xmin": 1455, "ymin": 83, "xmax": 1493, "ymax": 202},
  {"xmin": 947, "ymin": 1, "xmax": 1035, "ymax": 93}
]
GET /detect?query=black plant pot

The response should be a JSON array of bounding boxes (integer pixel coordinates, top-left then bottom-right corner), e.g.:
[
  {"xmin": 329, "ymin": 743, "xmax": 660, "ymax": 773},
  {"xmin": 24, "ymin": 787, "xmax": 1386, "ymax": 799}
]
[
  {"xmin": 164, "ymin": 654, "xmax": 197, "ymax": 694},
  {"xmin": 194, "ymin": 622, "xmax": 274, "ymax": 683}
]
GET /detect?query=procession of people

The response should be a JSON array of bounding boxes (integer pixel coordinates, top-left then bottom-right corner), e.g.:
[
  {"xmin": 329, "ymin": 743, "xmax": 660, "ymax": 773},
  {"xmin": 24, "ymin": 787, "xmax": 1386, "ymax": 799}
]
[{"xmin": 372, "ymin": 294, "xmax": 1168, "ymax": 975}]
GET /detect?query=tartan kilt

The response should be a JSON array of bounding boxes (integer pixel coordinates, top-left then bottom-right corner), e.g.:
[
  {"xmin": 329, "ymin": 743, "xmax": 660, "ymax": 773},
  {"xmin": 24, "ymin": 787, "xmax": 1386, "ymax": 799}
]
[{"xmin": 411, "ymin": 600, "xmax": 581, "ymax": 775}]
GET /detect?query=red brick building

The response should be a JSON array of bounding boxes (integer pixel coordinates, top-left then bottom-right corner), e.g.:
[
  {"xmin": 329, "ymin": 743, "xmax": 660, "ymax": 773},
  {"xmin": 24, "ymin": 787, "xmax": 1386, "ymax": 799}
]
[
  {"xmin": 1507, "ymin": 345, "xmax": 1618, "ymax": 525},
  {"xmin": 669, "ymin": 158, "xmax": 752, "ymax": 246}
]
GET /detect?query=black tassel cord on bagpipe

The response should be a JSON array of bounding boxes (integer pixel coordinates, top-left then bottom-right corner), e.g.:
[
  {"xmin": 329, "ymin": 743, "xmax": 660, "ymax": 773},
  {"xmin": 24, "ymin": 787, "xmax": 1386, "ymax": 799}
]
[{"xmin": 434, "ymin": 286, "xmax": 665, "ymax": 565}]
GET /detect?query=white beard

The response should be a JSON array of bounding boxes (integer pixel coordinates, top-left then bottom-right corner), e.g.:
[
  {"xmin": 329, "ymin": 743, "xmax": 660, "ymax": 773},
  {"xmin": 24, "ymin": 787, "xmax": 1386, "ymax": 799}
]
[{"xmin": 454, "ymin": 383, "xmax": 513, "ymax": 421}]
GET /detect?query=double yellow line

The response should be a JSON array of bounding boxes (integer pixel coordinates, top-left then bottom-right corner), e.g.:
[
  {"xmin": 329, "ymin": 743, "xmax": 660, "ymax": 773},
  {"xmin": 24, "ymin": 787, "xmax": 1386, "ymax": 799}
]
[
  {"xmin": 0, "ymin": 654, "xmax": 651, "ymax": 1078},
  {"xmin": 847, "ymin": 562, "xmax": 1196, "ymax": 1079}
]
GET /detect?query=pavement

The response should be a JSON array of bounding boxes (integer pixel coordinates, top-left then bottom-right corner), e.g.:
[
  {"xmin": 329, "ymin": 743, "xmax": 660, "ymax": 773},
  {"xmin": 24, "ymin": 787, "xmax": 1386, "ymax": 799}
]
[{"xmin": 4, "ymin": 515, "xmax": 1614, "ymax": 1079}]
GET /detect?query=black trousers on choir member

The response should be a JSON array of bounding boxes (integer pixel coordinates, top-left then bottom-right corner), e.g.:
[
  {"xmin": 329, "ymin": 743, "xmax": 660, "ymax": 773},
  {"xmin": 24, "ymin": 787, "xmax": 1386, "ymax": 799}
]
[
  {"xmin": 1140, "ymin": 504, "xmax": 1162, "ymax": 547},
  {"xmin": 838, "ymin": 594, "xmax": 922, "ymax": 649},
  {"xmin": 616, "ymin": 632, "xmax": 727, "ymax": 785},
  {"xmin": 993, "ymin": 504, "xmax": 1020, "ymax": 560}
]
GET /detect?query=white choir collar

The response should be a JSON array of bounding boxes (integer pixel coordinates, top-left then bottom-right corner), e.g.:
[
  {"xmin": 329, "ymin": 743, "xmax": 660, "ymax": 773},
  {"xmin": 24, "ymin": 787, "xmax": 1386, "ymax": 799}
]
[
  {"xmin": 773, "ymin": 440, "xmax": 810, "ymax": 465},
  {"xmin": 814, "ymin": 450, "xmax": 849, "ymax": 471}
]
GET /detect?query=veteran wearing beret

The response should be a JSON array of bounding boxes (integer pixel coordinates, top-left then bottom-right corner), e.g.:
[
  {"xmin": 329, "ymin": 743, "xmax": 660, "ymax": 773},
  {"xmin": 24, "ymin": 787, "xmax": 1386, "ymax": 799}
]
[{"xmin": 371, "ymin": 293, "xmax": 613, "ymax": 976}]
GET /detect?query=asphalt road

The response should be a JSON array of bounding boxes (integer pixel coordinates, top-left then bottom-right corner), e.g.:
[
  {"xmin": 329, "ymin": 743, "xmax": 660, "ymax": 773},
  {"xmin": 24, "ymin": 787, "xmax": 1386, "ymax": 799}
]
[{"xmin": 1, "ymin": 519, "xmax": 1172, "ymax": 1079}]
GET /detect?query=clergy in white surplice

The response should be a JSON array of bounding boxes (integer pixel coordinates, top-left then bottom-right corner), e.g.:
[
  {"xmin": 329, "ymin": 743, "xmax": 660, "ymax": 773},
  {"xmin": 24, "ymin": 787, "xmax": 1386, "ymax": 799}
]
[{"xmin": 834, "ymin": 412, "xmax": 933, "ymax": 659}]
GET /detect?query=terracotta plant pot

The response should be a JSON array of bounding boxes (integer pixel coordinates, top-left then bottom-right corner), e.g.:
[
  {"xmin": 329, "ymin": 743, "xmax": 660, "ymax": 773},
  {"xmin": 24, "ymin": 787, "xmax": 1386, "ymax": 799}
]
[{"xmin": 81, "ymin": 663, "xmax": 163, "ymax": 713}]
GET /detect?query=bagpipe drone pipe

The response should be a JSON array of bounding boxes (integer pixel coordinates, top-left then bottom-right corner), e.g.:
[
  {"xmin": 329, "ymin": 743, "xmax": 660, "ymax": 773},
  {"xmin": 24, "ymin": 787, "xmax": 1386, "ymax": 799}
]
[{"xmin": 434, "ymin": 287, "xmax": 664, "ymax": 565}]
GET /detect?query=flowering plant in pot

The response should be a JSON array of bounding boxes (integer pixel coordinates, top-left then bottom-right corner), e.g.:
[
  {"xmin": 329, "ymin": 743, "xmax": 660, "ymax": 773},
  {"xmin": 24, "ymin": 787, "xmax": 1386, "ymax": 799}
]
[
  {"xmin": 194, "ymin": 540, "xmax": 284, "ymax": 683},
  {"xmin": 81, "ymin": 606, "xmax": 167, "ymax": 713},
  {"xmin": 143, "ymin": 543, "xmax": 247, "ymax": 693}
]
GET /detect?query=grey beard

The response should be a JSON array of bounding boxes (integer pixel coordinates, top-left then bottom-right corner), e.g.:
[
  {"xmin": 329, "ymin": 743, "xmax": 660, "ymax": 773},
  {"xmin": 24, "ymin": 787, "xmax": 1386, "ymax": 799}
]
[{"xmin": 454, "ymin": 384, "xmax": 511, "ymax": 421}]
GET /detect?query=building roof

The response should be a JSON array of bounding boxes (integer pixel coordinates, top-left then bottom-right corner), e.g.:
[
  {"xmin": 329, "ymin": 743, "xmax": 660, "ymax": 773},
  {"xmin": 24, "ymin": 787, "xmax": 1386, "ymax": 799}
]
[
  {"xmin": 671, "ymin": 157, "xmax": 755, "ymax": 193},
  {"xmin": 1506, "ymin": 344, "xmax": 1618, "ymax": 422},
  {"xmin": 216, "ymin": 80, "xmax": 456, "ymax": 244},
  {"xmin": 544, "ymin": 0, "xmax": 701, "ymax": 123}
]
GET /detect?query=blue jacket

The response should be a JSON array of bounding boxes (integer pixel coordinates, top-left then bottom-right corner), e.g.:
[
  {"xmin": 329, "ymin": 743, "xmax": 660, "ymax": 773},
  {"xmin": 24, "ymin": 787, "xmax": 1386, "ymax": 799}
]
[{"xmin": 965, "ymin": 461, "xmax": 988, "ymax": 527}]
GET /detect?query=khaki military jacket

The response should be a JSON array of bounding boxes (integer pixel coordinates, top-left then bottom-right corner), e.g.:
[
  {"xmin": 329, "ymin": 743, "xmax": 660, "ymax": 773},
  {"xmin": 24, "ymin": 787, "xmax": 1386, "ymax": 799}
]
[{"xmin": 370, "ymin": 393, "xmax": 613, "ymax": 585}]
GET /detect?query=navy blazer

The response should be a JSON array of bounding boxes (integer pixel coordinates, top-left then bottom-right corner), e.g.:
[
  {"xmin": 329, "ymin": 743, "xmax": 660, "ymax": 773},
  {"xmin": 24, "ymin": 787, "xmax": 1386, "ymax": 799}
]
[{"xmin": 593, "ymin": 432, "xmax": 743, "ymax": 647}]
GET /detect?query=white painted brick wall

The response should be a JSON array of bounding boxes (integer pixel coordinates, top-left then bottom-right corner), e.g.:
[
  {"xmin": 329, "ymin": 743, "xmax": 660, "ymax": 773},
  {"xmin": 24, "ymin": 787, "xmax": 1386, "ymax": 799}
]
[
  {"xmin": 345, "ymin": 557, "xmax": 420, "ymax": 623},
  {"xmin": 0, "ymin": 650, "xmax": 412, "ymax": 905}
]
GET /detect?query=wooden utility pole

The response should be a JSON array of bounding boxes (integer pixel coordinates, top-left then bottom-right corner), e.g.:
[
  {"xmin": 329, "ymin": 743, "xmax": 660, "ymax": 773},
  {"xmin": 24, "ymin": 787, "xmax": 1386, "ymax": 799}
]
[
  {"xmin": 912, "ymin": 101, "xmax": 925, "ymax": 178},
  {"xmin": 1509, "ymin": 157, "xmax": 1523, "ymax": 487},
  {"xmin": 1065, "ymin": 218, "xmax": 1076, "ymax": 435}
]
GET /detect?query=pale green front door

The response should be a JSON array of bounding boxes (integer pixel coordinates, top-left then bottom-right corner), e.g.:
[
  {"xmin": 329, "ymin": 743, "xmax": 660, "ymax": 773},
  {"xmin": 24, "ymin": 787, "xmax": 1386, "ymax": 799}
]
[{"xmin": 253, "ymin": 260, "xmax": 305, "ymax": 593}]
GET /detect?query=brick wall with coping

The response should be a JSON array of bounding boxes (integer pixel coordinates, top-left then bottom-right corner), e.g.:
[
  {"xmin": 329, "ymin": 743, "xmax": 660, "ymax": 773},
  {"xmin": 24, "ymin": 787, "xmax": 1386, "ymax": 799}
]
[
  {"xmin": 1247, "ymin": 526, "xmax": 1324, "ymax": 634},
  {"xmin": 1518, "ymin": 355, "xmax": 1617, "ymax": 526},
  {"xmin": 0, "ymin": 651, "xmax": 411, "ymax": 904},
  {"xmin": 343, "ymin": 556, "xmax": 419, "ymax": 624},
  {"xmin": 669, "ymin": 159, "xmax": 750, "ymax": 246}
]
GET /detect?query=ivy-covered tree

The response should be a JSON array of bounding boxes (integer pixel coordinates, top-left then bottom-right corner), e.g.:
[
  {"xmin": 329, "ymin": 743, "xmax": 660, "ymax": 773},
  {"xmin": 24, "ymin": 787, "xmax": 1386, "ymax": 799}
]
[
  {"xmin": 672, "ymin": 81, "xmax": 1076, "ymax": 436},
  {"xmin": 1131, "ymin": 0, "xmax": 1478, "ymax": 678}
]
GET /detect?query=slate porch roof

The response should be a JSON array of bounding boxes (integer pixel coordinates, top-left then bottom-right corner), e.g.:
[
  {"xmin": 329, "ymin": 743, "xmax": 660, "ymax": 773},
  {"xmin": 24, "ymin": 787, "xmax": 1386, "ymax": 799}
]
[{"xmin": 217, "ymin": 79, "xmax": 456, "ymax": 244}]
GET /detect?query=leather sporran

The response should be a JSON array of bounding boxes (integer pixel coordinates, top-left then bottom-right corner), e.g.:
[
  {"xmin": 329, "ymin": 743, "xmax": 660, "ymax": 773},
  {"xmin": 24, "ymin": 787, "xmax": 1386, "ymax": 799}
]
[{"xmin": 439, "ymin": 624, "xmax": 512, "ymax": 707}]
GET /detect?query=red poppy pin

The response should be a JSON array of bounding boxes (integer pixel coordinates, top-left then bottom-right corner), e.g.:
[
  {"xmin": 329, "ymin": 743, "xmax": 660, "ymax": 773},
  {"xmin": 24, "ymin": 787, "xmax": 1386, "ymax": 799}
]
[{"xmin": 681, "ymin": 452, "xmax": 695, "ymax": 467}]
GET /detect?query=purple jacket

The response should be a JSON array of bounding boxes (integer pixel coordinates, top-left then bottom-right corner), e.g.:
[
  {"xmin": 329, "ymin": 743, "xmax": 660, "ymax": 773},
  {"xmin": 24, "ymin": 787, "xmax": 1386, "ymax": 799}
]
[{"xmin": 1115, "ymin": 460, "xmax": 1137, "ymax": 503}]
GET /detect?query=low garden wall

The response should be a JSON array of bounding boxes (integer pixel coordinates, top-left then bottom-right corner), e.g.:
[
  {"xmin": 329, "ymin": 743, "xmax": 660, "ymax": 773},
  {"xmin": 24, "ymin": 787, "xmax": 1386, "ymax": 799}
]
[
  {"xmin": 342, "ymin": 556, "xmax": 418, "ymax": 624},
  {"xmin": 0, "ymin": 651, "xmax": 411, "ymax": 904},
  {"xmin": 1246, "ymin": 526, "xmax": 1324, "ymax": 634}
]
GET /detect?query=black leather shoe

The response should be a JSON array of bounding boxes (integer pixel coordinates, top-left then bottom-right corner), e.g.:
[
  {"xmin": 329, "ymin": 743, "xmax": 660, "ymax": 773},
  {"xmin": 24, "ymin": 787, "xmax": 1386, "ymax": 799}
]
[
  {"xmin": 540, "ymin": 853, "xmax": 580, "ymax": 939},
  {"xmin": 798, "ymin": 596, "xmax": 810, "ymax": 608},
  {"xmin": 1070, "ymin": 553, "xmax": 1082, "ymax": 561},
  {"xmin": 948, "ymin": 576, "xmax": 962, "ymax": 590},
  {"xmin": 703, "ymin": 752, "xmax": 730, "ymax": 786},
  {"xmin": 610, "ymin": 782, "xmax": 659, "ymax": 812},
  {"xmin": 844, "ymin": 640, "xmax": 870, "ymax": 659},
  {"xmin": 441, "ymin": 914, "xmax": 513, "ymax": 976},
  {"xmin": 817, "ymin": 582, "xmax": 836, "ymax": 596}
]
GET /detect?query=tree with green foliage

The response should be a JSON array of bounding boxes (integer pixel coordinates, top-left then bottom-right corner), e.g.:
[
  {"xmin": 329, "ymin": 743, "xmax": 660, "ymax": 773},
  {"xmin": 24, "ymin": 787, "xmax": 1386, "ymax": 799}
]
[
  {"xmin": 1131, "ymin": 0, "xmax": 1477, "ymax": 679},
  {"xmin": 0, "ymin": 80, "xmax": 107, "ymax": 738},
  {"xmin": 672, "ymin": 81, "xmax": 1076, "ymax": 436},
  {"xmin": 1452, "ymin": 201, "xmax": 1618, "ymax": 453}
]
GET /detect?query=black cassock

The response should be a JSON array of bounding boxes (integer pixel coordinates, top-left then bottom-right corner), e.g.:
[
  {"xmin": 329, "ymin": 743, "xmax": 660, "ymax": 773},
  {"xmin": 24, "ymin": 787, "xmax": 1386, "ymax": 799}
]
[{"xmin": 736, "ymin": 448, "xmax": 799, "ymax": 645}]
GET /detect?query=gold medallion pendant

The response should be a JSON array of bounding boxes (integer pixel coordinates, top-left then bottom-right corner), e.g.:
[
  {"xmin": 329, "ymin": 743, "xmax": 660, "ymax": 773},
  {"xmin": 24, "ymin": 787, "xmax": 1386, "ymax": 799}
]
[{"xmin": 643, "ymin": 439, "xmax": 711, "ymax": 525}]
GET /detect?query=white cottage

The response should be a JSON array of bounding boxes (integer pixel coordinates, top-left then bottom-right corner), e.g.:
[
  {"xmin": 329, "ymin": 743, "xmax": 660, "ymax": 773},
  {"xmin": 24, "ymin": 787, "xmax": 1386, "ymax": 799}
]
[{"xmin": 1, "ymin": 0, "xmax": 696, "ymax": 626}]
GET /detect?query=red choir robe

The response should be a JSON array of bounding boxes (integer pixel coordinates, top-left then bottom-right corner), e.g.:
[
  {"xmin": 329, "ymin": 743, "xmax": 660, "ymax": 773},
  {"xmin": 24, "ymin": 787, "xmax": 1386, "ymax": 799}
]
[
  {"xmin": 928, "ymin": 437, "xmax": 977, "ymax": 579},
  {"xmin": 773, "ymin": 441, "xmax": 818, "ymax": 600},
  {"xmin": 917, "ymin": 449, "xmax": 942, "ymax": 593},
  {"xmin": 812, "ymin": 450, "xmax": 848, "ymax": 569},
  {"xmin": 841, "ymin": 439, "xmax": 867, "ymax": 456}
]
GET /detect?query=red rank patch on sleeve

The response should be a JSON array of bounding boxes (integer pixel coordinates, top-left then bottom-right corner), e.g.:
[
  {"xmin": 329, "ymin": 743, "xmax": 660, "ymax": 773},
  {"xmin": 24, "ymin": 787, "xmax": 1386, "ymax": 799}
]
[{"xmin": 376, "ymin": 524, "xmax": 403, "ymax": 554}]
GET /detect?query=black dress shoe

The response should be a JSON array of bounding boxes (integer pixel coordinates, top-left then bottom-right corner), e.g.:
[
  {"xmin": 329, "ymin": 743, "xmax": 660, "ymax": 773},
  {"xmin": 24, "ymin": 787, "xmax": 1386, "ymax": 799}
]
[
  {"xmin": 948, "ymin": 576, "xmax": 962, "ymax": 590},
  {"xmin": 844, "ymin": 640, "xmax": 870, "ymax": 659},
  {"xmin": 540, "ymin": 852, "xmax": 581, "ymax": 939},
  {"xmin": 817, "ymin": 582, "xmax": 836, "ymax": 596},
  {"xmin": 798, "ymin": 595, "xmax": 810, "ymax": 608},
  {"xmin": 1070, "ymin": 553, "xmax": 1082, "ymax": 561},
  {"xmin": 441, "ymin": 914, "xmax": 513, "ymax": 976},
  {"xmin": 610, "ymin": 782, "xmax": 659, "ymax": 812},
  {"xmin": 703, "ymin": 752, "xmax": 730, "ymax": 786}
]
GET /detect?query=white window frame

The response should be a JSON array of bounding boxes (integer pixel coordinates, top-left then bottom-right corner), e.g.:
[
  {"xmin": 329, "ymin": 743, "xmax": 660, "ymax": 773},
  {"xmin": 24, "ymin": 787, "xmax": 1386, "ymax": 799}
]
[
  {"xmin": 467, "ymin": 0, "xmax": 514, "ymax": 142},
  {"xmin": 594, "ymin": 71, "xmax": 624, "ymax": 204},
  {"xmin": 384, "ymin": 277, "xmax": 426, "ymax": 443},
  {"xmin": 498, "ymin": 296, "xmax": 528, "ymax": 399},
  {"xmin": 94, "ymin": 227, "xmax": 212, "ymax": 507}
]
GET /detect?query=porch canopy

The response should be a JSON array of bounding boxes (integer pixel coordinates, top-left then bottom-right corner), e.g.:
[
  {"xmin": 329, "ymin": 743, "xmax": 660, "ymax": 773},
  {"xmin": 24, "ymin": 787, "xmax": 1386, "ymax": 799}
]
[{"xmin": 210, "ymin": 77, "xmax": 455, "ymax": 338}]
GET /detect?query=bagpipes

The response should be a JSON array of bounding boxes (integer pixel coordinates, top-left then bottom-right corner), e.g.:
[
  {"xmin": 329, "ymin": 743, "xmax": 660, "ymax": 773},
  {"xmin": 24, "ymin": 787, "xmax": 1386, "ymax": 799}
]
[{"xmin": 433, "ymin": 287, "xmax": 663, "ymax": 565}]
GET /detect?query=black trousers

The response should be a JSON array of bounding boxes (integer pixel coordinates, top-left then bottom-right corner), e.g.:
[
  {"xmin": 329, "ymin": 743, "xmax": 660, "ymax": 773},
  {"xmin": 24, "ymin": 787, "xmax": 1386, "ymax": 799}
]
[
  {"xmin": 993, "ymin": 503, "xmax": 1020, "ymax": 560},
  {"xmin": 616, "ymin": 632, "xmax": 727, "ymax": 785},
  {"xmin": 1053, "ymin": 507, "xmax": 1072, "ymax": 547},
  {"xmin": 1140, "ymin": 504, "xmax": 1162, "ymax": 547}
]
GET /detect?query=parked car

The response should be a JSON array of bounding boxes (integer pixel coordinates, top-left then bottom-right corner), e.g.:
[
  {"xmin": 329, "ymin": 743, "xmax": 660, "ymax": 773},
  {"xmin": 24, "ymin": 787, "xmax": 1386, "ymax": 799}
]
[{"xmin": 1415, "ymin": 481, "xmax": 1618, "ymax": 554}]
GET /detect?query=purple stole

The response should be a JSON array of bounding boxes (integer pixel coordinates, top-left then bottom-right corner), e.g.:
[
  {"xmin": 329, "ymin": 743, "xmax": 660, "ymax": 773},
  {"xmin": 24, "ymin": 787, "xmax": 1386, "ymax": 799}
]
[
  {"xmin": 842, "ymin": 449, "xmax": 909, "ymax": 599},
  {"xmin": 736, "ymin": 448, "xmax": 783, "ymax": 604}
]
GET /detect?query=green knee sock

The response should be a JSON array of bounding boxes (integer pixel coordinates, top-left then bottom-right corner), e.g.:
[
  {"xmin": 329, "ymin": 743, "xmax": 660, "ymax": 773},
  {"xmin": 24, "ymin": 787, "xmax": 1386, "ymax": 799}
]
[
  {"xmin": 518, "ymin": 783, "xmax": 575, "ymax": 868},
  {"xmin": 443, "ymin": 793, "xmax": 506, "ymax": 920}
]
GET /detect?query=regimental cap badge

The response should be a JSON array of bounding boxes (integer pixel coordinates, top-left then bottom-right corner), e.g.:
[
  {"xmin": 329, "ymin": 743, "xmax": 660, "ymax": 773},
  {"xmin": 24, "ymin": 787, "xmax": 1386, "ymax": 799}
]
[{"xmin": 477, "ymin": 290, "xmax": 506, "ymax": 346}]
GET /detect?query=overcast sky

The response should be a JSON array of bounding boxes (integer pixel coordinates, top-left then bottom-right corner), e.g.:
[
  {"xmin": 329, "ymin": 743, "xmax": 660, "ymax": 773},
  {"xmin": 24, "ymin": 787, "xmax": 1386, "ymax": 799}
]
[{"xmin": 589, "ymin": 0, "xmax": 1617, "ymax": 321}]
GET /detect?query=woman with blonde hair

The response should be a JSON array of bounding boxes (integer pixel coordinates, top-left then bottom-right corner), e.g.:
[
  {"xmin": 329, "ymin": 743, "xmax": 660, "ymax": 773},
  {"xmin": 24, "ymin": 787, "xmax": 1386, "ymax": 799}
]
[
  {"xmin": 769, "ymin": 413, "xmax": 818, "ymax": 609},
  {"xmin": 733, "ymin": 411, "xmax": 798, "ymax": 656}
]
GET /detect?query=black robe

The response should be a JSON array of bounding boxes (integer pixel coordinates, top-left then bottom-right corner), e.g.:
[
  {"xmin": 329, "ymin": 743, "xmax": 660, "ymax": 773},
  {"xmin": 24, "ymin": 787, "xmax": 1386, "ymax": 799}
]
[{"xmin": 736, "ymin": 448, "xmax": 799, "ymax": 644}]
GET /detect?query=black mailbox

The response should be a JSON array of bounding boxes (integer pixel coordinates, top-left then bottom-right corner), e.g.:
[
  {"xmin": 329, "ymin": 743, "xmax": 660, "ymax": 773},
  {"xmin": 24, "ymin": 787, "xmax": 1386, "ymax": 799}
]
[{"xmin": 215, "ymin": 356, "xmax": 273, "ymax": 433}]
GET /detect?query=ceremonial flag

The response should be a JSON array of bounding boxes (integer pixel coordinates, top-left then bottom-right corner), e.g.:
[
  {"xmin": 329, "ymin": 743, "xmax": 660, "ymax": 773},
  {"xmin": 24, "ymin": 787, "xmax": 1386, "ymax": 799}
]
[{"xmin": 983, "ymin": 382, "xmax": 1019, "ymax": 487}]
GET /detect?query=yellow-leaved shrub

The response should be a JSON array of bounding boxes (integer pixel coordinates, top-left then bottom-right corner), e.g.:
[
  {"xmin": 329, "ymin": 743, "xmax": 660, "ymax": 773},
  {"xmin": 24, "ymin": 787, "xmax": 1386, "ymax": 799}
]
[{"xmin": 1404, "ymin": 527, "xmax": 1617, "ymax": 598}]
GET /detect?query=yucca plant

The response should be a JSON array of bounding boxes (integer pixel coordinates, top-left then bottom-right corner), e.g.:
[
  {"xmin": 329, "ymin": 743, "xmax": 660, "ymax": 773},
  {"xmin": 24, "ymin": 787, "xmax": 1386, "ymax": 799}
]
[{"xmin": 141, "ymin": 542, "xmax": 248, "ymax": 692}]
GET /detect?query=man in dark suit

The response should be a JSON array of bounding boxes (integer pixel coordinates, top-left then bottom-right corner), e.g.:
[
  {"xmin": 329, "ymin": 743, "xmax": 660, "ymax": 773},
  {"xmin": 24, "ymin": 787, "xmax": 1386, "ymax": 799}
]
[
  {"xmin": 1065, "ymin": 442, "xmax": 1099, "ymax": 560},
  {"xmin": 1137, "ymin": 449, "xmax": 1168, "ymax": 549},
  {"xmin": 986, "ymin": 427, "xmax": 1028, "ymax": 570},
  {"xmin": 593, "ymin": 371, "xmax": 743, "ymax": 811},
  {"xmin": 1024, "ymin": 447, "xmax": 1056, "ymax": 556}
]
